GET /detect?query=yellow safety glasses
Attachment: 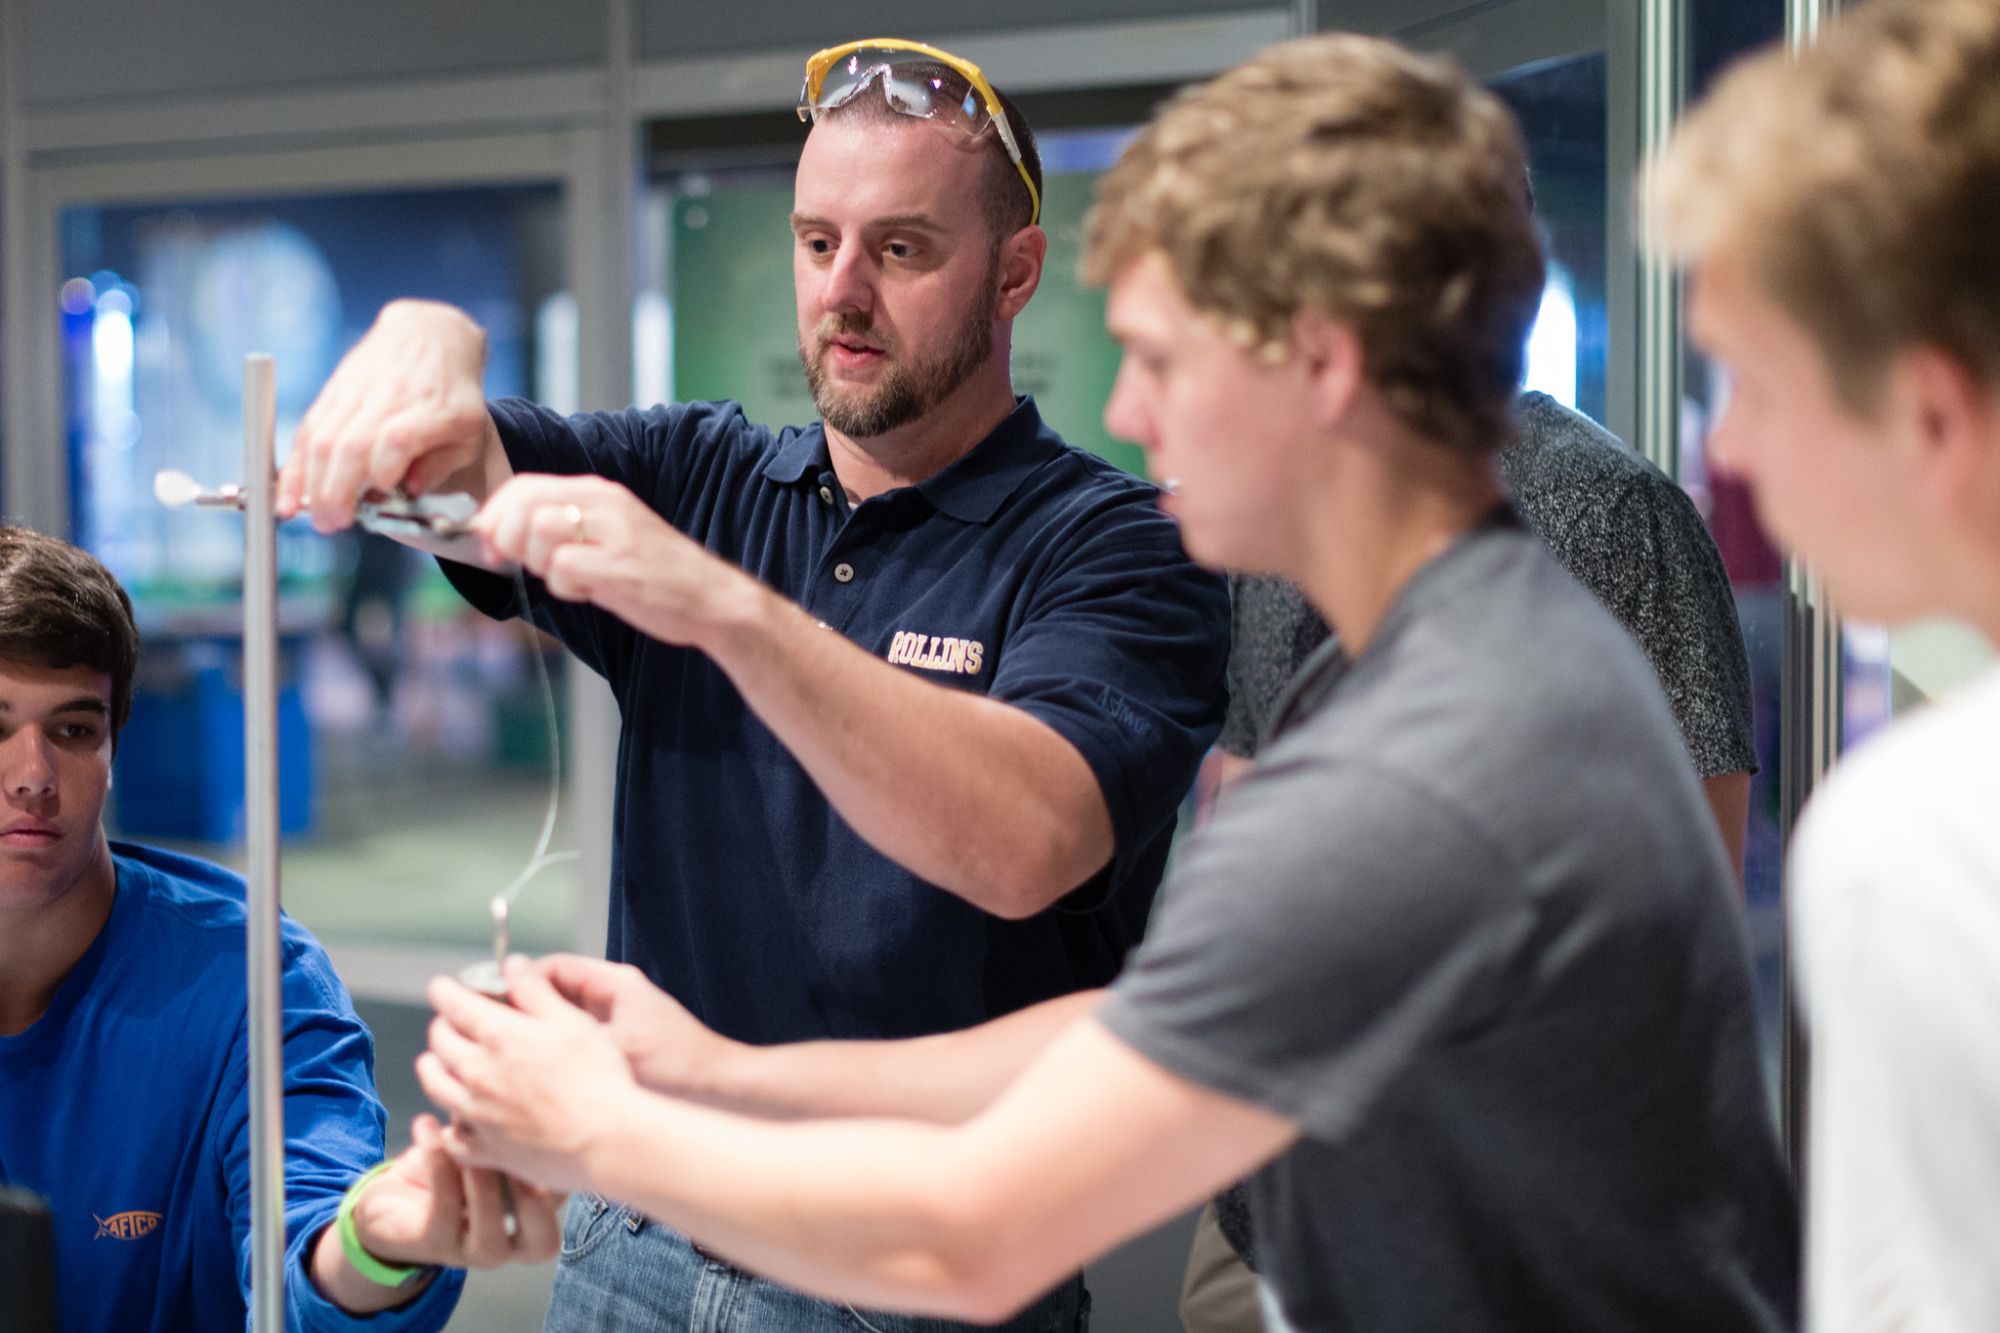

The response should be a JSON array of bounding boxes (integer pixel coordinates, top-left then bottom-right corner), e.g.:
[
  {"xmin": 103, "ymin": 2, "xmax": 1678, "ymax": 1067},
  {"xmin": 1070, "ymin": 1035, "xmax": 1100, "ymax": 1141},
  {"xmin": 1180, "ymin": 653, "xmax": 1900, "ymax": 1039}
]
[{"xmin": 797, "ymin": 37, "xmax": 1041, "ymax": 227}]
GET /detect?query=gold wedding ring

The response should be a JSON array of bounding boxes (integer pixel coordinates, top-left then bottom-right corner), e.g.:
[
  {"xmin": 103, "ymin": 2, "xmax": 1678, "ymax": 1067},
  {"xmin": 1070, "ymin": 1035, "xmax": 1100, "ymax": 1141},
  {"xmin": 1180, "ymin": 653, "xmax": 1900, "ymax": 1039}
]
[{"xmin": 563, "ymin": 503, "xmax": 587, "ymax": 545}]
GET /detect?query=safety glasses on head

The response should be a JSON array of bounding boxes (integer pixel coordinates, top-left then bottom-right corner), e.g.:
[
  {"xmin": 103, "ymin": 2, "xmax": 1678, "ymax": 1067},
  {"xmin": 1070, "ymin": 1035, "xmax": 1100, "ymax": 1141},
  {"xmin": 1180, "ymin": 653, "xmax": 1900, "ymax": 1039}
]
[{"xmin": 798, "ymin": 37, "xmax": 1041, "ymax": 227}]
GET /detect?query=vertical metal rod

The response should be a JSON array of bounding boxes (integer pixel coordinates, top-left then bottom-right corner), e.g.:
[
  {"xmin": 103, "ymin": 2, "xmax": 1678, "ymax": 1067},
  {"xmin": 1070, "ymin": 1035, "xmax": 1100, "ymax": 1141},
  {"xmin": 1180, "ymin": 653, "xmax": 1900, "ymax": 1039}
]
[
  {"xmin": 1779, "ymin": 0, "xmax": 1849, "ymax": 1183},
  {"xmin": 1778, "ymin": 559, "xmax": 1840, "ymax": 1173},
  {"xmin": 1604, "ymin": 0, "xmax": 1642, "ymax": 451},
  {"xmin": 1636, "ymin": 0, "xmax": 1686, "ymax": 478},
  {"xmin": 241, "ymin": 353, "xmax": 285, "ymax": 1332},
  {"xmin": 1788, "ymin": 0, "xmax": 1830, "ymax": 51}
]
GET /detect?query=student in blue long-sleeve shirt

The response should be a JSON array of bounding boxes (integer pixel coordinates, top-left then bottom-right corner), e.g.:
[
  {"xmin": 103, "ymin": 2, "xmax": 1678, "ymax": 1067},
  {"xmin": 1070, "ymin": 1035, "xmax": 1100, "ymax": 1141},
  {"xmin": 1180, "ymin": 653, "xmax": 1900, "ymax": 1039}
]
[{"xmin": 0, "ymin": 525, "xmax": 559, "ymax": 1331}]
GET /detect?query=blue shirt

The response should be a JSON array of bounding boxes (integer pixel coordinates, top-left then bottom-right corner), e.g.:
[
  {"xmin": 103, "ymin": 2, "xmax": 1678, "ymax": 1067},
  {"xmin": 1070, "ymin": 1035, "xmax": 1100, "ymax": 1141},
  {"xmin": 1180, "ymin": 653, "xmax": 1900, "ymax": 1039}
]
[
  {"xmin": 0, "ymin": 844, "xmax": 464, "ymax": 1333},
  {"xmin": 447, "ymin": 396, "xmax": 1229, "ymax": 1044}
]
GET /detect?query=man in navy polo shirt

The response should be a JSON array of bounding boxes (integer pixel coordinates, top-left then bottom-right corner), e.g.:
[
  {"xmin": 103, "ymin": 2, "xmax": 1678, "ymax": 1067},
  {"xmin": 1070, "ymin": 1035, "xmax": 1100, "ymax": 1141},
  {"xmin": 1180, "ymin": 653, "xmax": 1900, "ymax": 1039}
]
[{"xmin": 281, "ymin": 37, "xmax": 1227, "ymax": 1333}]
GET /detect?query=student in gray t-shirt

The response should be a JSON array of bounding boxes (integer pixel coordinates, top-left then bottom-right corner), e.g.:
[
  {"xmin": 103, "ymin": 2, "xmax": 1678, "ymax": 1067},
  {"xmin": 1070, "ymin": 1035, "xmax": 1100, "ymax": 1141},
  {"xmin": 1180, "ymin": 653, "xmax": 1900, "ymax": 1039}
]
[
  {"xmin": 1120, "ymin": 506, "xmax": 1795, "ymax": 1330},
  {"xmin": 415, "ymin": 37, "xmax": 1797, "ymax": 1333},
  {"xmin": 1186, "ymin": 391, "xmax": 1761, "ymax": 1328}
]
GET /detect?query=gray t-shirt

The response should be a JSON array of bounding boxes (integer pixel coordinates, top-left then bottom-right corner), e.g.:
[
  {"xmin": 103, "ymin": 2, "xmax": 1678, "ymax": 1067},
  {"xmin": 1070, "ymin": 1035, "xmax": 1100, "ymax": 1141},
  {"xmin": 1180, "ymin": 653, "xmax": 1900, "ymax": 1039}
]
[
  {"xmin": 1219, "ymin": 392, "xmax": 1755, "ymax": 778},
  {"xmin": 1099, "ymin": 516, "xmax": 1797, "ymax": 1333}
]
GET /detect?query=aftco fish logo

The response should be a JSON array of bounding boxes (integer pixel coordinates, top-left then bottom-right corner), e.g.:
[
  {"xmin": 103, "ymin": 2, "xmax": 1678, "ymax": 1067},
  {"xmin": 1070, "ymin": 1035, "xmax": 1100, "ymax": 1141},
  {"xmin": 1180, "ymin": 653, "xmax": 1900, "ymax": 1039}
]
[{"xmin": 94, "ymin": 1211, "xmax": 162, "ymax": 1241}]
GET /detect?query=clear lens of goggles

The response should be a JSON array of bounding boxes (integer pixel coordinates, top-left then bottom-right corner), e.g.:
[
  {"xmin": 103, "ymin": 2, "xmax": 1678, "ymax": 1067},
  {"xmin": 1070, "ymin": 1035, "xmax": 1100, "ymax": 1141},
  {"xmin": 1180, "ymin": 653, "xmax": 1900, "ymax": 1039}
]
[
  {"xmin": 799, "ymin": 39, "xmax": 1040, "ymax": 225},
  {"xmin": 810, "ymin": 52, "xmax": 994, "ymax": 138}
]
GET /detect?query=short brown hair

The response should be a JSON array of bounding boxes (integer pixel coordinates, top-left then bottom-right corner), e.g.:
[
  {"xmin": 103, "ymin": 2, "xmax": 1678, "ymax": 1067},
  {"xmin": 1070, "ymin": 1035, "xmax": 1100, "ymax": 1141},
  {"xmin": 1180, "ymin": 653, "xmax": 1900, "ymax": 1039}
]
[
  {"xmin": 1083, "ymin": 34, "xmax": 1545, "ymax": 456},
  {"xmin": 1650, "ymin": 0, "xmax": 2000, "ymax": 409},
  {"xmin": 819, "ymin": 69, "xmax": 1043, "ymax": 242},
  {"xmin": 0, "ymin": 527, "xmax": 139, "ymax": 745}
]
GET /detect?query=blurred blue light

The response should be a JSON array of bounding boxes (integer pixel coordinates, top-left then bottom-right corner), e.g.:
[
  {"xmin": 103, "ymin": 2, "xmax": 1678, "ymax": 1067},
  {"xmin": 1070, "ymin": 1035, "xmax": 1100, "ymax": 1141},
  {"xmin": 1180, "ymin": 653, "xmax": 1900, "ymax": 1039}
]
[{"xmin": 59, "ymin": 277, "xmax": 96, "ymax": 315}]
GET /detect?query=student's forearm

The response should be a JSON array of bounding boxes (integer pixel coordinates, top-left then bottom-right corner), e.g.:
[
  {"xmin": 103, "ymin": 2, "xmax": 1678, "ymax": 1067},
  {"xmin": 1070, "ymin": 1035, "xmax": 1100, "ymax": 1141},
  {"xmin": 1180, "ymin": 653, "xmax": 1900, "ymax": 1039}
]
[
  {"xmin": 584, "ymin": 1094, "xmax": 1010, "ymax": 1318},
  {"xmin": 428, "ymin": 987, "xmax": 1299, "ymax": 1324},
  {"xmin": 553, "ymin": 1016, "xmax": 1295, "ymax": 1324},
  {"xmin": 305, "ymin": 1222, "xmax": 437, "ymax": 1316},
  {"xmin": 687, "ymin": 991, "xmax": 1103, "ymax": 1122}
]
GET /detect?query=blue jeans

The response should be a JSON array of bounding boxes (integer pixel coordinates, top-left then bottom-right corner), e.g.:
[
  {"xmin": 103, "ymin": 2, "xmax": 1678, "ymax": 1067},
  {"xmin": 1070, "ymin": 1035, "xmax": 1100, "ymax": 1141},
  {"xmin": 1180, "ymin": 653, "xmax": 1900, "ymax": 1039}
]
[{"xmin": 544, "ymin": 1194, "xmax": 1091, "ymax": 1333}]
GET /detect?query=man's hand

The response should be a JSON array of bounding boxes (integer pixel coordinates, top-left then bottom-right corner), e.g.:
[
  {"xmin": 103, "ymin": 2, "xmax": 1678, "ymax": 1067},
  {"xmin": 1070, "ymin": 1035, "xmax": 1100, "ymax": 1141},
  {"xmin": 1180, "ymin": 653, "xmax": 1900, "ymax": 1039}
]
[
  {"xmin": 419, "ymin": 957, "xmax": 640, "ymax": 1195},
  {"xmin": 471, "ymin": 473, "xmax": 767, "ymax": 652},
  {"xmin": 538, "ymin": 954, "xmax": 741, "ymax": 1098},
  {"xmin": 279, "ymin": 299, "xmax": 500, "ymax": 531}
]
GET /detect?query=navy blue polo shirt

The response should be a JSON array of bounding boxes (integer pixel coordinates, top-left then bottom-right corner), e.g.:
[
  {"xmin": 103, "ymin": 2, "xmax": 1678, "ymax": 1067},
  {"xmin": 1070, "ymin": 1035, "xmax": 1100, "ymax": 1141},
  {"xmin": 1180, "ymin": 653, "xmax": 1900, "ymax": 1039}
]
[{"xmin": 445, "ymin": 396, "xmax": 1229, "ymax": 1044}]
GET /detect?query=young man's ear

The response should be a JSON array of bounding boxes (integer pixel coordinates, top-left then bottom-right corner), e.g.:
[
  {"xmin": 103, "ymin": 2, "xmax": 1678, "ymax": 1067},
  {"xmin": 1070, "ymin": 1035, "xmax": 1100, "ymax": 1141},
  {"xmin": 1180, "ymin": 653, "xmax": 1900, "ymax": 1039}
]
[
  {"xmin": 1289, "ymin": 310, "xmax": 1365, "ymax": 430},
  {"xmin": 1896, "ymin": 345, "xmax": 2000, "ymax": 521}
]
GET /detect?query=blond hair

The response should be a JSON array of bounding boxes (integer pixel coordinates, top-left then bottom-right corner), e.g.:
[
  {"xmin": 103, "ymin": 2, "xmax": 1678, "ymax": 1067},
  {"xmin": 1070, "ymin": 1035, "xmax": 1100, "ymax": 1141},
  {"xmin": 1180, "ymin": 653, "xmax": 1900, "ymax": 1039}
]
[
  {"xmin": 1083, "ymin": 34, "xmax": 1545, "ymax": 456},
  {"xmin": 1650, "ymin": 0, "xmax": 2000, "ymax": 408}
]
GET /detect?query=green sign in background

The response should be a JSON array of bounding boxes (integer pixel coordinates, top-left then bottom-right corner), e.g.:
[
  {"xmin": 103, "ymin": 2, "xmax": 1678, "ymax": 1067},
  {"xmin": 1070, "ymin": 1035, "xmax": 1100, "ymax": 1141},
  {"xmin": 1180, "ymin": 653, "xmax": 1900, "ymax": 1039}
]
[{"xmin": 670, "ymin": 172, "xmax": 1144, "ymax": 478}]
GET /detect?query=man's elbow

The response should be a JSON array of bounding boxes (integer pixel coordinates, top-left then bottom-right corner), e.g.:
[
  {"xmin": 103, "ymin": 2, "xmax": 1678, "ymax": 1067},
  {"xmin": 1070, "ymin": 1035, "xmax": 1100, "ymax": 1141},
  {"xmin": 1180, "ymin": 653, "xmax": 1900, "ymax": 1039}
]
[
  {"xmin": 918, "ymin": 1199, "xmax": 1062, "ymax": 1324},
  {"xmin": 954, "ymin": 1270, "xmax": 1055, "ymax": 1326},
  {"xmin": 973, "ymin": 837, "xmax": 1109, "ymax": 921}
]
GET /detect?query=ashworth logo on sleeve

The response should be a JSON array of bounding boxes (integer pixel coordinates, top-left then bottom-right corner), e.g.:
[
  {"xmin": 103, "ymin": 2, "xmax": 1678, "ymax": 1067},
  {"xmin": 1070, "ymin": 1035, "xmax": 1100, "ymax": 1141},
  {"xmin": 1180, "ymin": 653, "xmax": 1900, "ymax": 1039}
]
[
  {"xmin": 885, "ymin": 630, "xmax": 985, "ymax": 676},
  {"xmin": 94, "ymin": 1210, "xmax": 163, "ymax": 1240}
]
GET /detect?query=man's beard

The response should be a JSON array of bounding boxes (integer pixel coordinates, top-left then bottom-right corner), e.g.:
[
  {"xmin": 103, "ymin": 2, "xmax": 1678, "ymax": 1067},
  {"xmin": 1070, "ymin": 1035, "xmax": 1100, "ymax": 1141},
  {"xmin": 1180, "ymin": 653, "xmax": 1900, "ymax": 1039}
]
[{"xmin": 800, "ymin": 264, "xmax": 1000, "ymax": 438}]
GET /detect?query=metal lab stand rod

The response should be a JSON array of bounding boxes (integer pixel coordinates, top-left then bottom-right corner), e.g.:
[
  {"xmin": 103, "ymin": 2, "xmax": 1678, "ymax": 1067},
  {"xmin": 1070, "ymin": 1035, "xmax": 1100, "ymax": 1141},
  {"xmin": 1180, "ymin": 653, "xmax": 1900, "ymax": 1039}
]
[{"xmin": 242, "ymin": 354, "xmax": 286, "ymax": 1332}]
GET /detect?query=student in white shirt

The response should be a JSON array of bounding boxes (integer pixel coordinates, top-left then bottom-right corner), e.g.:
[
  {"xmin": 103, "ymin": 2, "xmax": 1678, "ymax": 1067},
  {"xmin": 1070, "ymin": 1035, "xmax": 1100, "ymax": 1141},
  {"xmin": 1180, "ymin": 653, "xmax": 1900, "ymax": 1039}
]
[{"xmin": 1652, "ymin": 1, "xmax": 2000, "ymax": 1327}]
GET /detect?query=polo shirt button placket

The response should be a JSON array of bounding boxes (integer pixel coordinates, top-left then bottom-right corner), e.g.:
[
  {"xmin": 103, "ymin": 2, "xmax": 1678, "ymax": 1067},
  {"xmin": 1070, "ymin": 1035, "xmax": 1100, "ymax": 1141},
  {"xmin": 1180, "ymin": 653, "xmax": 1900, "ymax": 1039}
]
[{"xmin": 818, "ymin": 485, "xmax": 834, "ymax": 505}]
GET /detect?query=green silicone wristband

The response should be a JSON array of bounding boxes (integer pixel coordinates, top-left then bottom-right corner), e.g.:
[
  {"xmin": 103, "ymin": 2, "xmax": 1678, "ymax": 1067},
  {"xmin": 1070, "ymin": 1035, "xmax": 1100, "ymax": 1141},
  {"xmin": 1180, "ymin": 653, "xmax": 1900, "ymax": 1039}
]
[{"xmin": 336, "ymin": 1162, "xmax": 431, "ymax": 1288}]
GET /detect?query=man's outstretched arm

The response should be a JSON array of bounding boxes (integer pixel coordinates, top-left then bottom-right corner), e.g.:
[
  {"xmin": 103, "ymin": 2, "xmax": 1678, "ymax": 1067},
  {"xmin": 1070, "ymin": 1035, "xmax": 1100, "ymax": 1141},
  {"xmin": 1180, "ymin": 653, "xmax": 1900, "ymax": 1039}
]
[{"xmin": 472, "ymin": 474, "xmax": 1210, "ymax": 918}]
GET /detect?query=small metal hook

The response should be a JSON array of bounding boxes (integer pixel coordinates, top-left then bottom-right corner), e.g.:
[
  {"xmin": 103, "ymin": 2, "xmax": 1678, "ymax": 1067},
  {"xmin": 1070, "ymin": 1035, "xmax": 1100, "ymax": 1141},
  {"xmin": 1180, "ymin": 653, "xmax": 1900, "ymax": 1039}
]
[{"xmin": 152, "ymin": 469, "xmax": 479, "ymax": 536}]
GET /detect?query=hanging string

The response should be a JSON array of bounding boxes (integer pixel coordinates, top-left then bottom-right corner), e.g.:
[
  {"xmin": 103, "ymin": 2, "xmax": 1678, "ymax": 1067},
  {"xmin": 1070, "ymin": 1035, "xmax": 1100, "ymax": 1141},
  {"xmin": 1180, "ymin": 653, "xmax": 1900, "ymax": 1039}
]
[{"xmin": 491, "ymin": 568, "xmax": 578, "ymax": 913}]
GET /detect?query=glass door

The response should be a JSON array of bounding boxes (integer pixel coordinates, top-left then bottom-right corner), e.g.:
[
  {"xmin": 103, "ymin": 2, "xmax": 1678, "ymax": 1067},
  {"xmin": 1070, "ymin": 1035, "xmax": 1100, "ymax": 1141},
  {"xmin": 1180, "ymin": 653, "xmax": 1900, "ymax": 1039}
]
[{"xmin": 30, "ymin": 131, "xmax": 603, "ymax": 989}]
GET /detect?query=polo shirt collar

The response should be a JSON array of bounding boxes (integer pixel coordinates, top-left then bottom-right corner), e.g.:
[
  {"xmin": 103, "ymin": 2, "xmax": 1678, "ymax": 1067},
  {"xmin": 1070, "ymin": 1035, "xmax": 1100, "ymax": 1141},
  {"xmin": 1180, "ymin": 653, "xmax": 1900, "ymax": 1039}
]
[
  {"xmin": 761, "ymin": 398, "xmax": 1052, "ymax": 525},
  {"xmin": 762, "ymin": 425, "xmax": 830, "ymax": 485},
  {"xmin": 915, "ymin": 397, "xmax": 1049, "ymax": 524}
]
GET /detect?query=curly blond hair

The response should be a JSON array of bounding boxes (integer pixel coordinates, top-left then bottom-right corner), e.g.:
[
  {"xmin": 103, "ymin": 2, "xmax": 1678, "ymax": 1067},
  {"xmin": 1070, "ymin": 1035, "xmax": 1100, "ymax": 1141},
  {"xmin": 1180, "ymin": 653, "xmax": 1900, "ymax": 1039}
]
[
  {"xmin": 1083, "ymin": 34, "xmax": 1545, "ymax": 456},
  {"xmin": 1649, "ymin": 0, "xmax": 2000, "ymax": 409}
]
